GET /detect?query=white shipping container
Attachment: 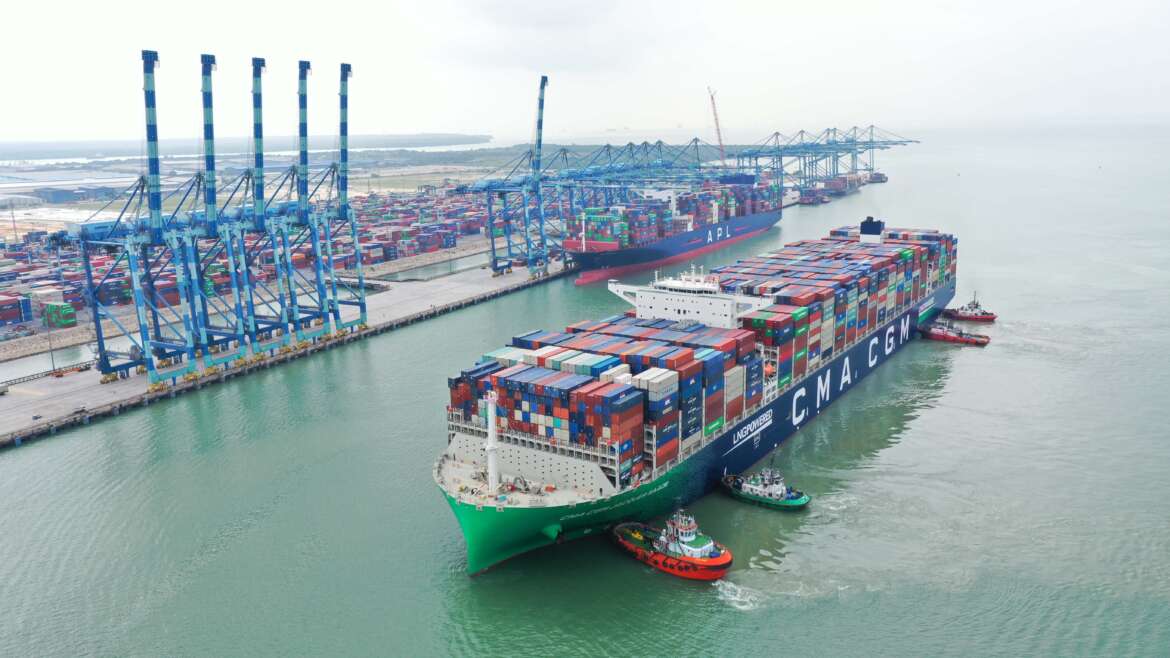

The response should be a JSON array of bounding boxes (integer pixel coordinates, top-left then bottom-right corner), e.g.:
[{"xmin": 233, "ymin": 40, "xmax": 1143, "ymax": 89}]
[
  {"xmin": 549, "ymin": 349, "xmax": 581, "ymax": 370},
  {"xmin": 600, "ymin": 364, "xmax": 630, "ymax": 383},
  {"xmin": 31, "ymin": 288, "xmax": 63, "ymax": 302},
  {"xmin": 725, "ymin": 365, "xmax": 746, "ymax": 391},
  {"xmin": 563, "ymin": 353, "xmax": 595, "ymax": 374},
  {"xmin": 633, "ymin": 367, "xmax": 678, "ymax": 393},
  {"xmin": 649, "ymin": 368, "xmax": 680, "ymax": 390}
]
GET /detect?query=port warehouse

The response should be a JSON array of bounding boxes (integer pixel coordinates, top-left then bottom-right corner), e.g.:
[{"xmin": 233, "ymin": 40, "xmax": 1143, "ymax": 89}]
[
  {"xmin": 446, "ymin": 226, "xmax": 955, "ymax": 488},
  {"xmin": 1, "ymin": 50, "xmax": 914, "ymax": 414}
]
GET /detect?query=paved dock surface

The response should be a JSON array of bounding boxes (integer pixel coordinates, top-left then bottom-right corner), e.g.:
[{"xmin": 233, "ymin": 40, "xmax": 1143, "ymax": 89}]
[{"xmin": 0, "ymin": 261, "xmax": 567, "ymax": 446}]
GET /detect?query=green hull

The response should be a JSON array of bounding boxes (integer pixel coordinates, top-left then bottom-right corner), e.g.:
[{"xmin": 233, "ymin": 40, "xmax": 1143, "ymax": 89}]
[
  {"xmin": 723, "ymin": 485, "xmax": 811, "ymax": 510},
  {"xmin": 442, "ymin": 466, "xmax": 692, "ymax": 574},
  {"xmin": 440, "ymin": 284, "xmax": 958, "ymax": 573}
]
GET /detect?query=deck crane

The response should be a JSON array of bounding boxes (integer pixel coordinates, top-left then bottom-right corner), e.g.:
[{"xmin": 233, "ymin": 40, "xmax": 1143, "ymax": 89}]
[{"xmin": 708, "ymin": 87, "xmax": 727, "ymax": 167}]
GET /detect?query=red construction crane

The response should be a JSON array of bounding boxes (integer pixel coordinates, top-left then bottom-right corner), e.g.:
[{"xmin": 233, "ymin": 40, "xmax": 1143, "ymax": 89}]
[{"xmin": 708, "ymin": 86, "xmax": 727, "ymax": 166}]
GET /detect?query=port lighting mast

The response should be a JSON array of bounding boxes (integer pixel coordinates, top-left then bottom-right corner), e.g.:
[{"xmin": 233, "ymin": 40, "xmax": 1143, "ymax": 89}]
[{"xmin": 708, "ymin": 87, "xmax": 727, "ymax": 168}]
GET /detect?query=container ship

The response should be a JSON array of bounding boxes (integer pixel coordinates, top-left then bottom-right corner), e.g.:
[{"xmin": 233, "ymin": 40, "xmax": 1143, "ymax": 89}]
[
  {"xmin": 566, "ymin": 179, "xmax": 793, "ymax": 286},
  {"xmin": 435, "ymin": 218, "xmax": 957, "ymax": 574}
]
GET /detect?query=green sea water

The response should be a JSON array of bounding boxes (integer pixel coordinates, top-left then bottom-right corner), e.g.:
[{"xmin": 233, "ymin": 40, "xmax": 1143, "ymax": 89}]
[{"xmin": 2, "ymin": 126, "xmax": 1168, "ymax": 656}]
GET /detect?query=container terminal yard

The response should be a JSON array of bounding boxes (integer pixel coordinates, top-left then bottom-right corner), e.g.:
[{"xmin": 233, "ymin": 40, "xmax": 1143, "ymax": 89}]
[{"xmin": 0, "ymin": 52, "xmax": 914, "ymax": 449}]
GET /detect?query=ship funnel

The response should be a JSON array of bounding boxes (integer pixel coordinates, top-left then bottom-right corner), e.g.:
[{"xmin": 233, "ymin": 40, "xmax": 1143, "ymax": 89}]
[{"xmin": 860, "ymin": 216, "xmax": 884, "ymax": 244}]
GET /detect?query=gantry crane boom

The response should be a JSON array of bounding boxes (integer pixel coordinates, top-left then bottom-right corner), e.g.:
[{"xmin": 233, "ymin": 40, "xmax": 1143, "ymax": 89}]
[{"xmin": 708, "ymin": 86, "xmax": 726, "ymax": 167}]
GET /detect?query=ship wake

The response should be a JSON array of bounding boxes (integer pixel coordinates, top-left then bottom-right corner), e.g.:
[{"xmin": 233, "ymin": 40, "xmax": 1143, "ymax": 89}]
[{"xmin": 713, "ymin": 579, "xmax": 767, "ymax": 612}]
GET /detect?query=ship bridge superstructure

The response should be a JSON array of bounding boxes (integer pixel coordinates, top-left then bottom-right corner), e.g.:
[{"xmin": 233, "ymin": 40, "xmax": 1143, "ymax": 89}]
[{"xmin": 607, "ymin": 268, "xmax": 773, "ymax": 329}]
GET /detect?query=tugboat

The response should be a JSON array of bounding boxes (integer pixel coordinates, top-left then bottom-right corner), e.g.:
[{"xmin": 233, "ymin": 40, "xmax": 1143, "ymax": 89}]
[
  {"xmin": 612, "ymin": 510, "xmax": 733, "ymax": 581},
  {"xmin": 942, "ymin": 292, "xmax": 997, "ymax": 322},
  {"xmin": 919, "ymin": 320, "xmax": 990, "ymax": 346},
  {"xmin": 722, "ymin": 468, "xmax": 811, "ymax": 510}
]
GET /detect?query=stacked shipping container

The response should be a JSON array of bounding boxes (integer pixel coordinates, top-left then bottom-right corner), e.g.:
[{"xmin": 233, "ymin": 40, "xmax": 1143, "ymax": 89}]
[
  {"xmin": 565, "ymin": 179, "xmax": 785, "ymax": 252},
  {"xmin": 447, "ymin": 224, "xmax": 957, "ymax": 490}
]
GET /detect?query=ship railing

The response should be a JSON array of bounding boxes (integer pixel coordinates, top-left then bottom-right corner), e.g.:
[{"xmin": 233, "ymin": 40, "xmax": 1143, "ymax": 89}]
[{"xmin": 448, "ymin": 413, "xmax": 622, "ymax": 463}]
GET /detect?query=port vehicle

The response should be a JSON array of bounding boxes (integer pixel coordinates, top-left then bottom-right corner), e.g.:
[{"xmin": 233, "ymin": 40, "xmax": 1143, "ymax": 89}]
[
  {"xmin": 721, "ymin": 468, "xmax": 810, "ymax": 510},
  {"xmin": 436, "ymin": 218, "xmax": 957, "ymax": 574},
  {"xmin": 612, "ymin": 510, "xmax": 732, "ymax": 580},
  {"xmin": 919, "ymin": 321, "xmax": 989, "ymax": 346},
  {"xmin": 941, "ymin": 293, "xmax": 997, "ymax": 322}
]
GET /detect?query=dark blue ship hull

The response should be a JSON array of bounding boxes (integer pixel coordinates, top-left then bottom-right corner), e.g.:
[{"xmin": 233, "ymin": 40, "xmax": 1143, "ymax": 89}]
[
  {"xmin": 567, "ymin": 210, "xmax": 781, "ymax": 284},
  {"xmin": 674, "ymin": 281, "xmax": 956, "ymax": 502}
]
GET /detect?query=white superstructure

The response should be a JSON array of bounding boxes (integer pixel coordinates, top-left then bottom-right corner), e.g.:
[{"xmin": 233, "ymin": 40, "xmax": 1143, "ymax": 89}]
[{"xmin": 606, "ymin": 266, "xmax": 772, "ymax": 329}]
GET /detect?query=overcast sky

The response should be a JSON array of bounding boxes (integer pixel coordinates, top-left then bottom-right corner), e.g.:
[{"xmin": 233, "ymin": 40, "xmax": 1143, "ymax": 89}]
[{"xmin": 1, "ymin": 0, "xmax": 1167, "ymax": 146}]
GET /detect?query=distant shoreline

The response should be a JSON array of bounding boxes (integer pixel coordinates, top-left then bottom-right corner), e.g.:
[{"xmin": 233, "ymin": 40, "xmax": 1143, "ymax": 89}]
[{"xmin": 0, "ymin": 133, "xmax": 493, "ymax": 162}]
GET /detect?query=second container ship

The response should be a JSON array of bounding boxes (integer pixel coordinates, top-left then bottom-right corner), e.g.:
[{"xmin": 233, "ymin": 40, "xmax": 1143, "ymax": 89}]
[
  {"xmin": 565, "ymin": 178, "xmax": 791, "ymax": 285},
  {"xmin": 436, "ymin": 218, "xmax": 957, "ymax": 574}
]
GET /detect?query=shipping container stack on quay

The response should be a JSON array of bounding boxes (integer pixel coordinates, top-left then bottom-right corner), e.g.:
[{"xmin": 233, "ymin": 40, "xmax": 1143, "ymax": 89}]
[
  {"xmin": 435, "ymin": 218, "xmax": 959, "ymax": 574},
  {"xmin": 346, "ymin": 191, "xmax": 489, "ymax": 266}
]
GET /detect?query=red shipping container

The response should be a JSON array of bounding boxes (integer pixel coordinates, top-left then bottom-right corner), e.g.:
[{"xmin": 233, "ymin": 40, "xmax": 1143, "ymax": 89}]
[
  {"xmin": 651, "ymin": 410, "xmax": 679, "ymax": 428},
  {"xmin": 726, "ymin": 396, "xmax": 744, "ymax": 419},
  {"xmin": 676, "ymin": 359, "xmax": 702, "ymax": 381},
  {"xmin": 655, "ymin": 439, "xmax": 679, "ymax": 464},
  {"xmin": 778, "ymin": 342, "xmax": 794, "ymax": 360}
]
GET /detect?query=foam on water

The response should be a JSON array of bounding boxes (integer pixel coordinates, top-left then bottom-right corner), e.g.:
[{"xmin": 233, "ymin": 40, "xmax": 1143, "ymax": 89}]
[{"xmin": 713, "ymin": 579, "xmax": 767, "ymax": 611}]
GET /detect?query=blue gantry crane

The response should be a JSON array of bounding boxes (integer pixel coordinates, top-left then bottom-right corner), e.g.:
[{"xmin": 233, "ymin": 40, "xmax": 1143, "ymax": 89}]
[
  {"xmin": 735, "ymin": 126, "xmax": 917, "ymax": 192},
  {"xmin": 477, "ymin": 75, "xmax": 556, "ymax": 275},
  {"xmin": 466, "ymin": 76, "xmax": 916, "ymax": 274},
  {"xmin": 475, "ymin": 109, "xmax": 739, "ymax": 275},
  {"xmin": 72, "ymin": 51, "xmax": 366, "ymax": 385}
]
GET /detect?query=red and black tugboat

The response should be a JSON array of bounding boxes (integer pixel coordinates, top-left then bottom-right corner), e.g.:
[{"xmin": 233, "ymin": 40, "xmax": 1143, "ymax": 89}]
[
  {"xmin": 612, "ymin": 510, "xmax": 733, "ymax": 581},
  {"xmin": 919, "ymin": 320, "xmax": 990, "ymax": 346},
  {"xmin": 942, "ymin": 292, "xmax": 997, "ymax": 322}
]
